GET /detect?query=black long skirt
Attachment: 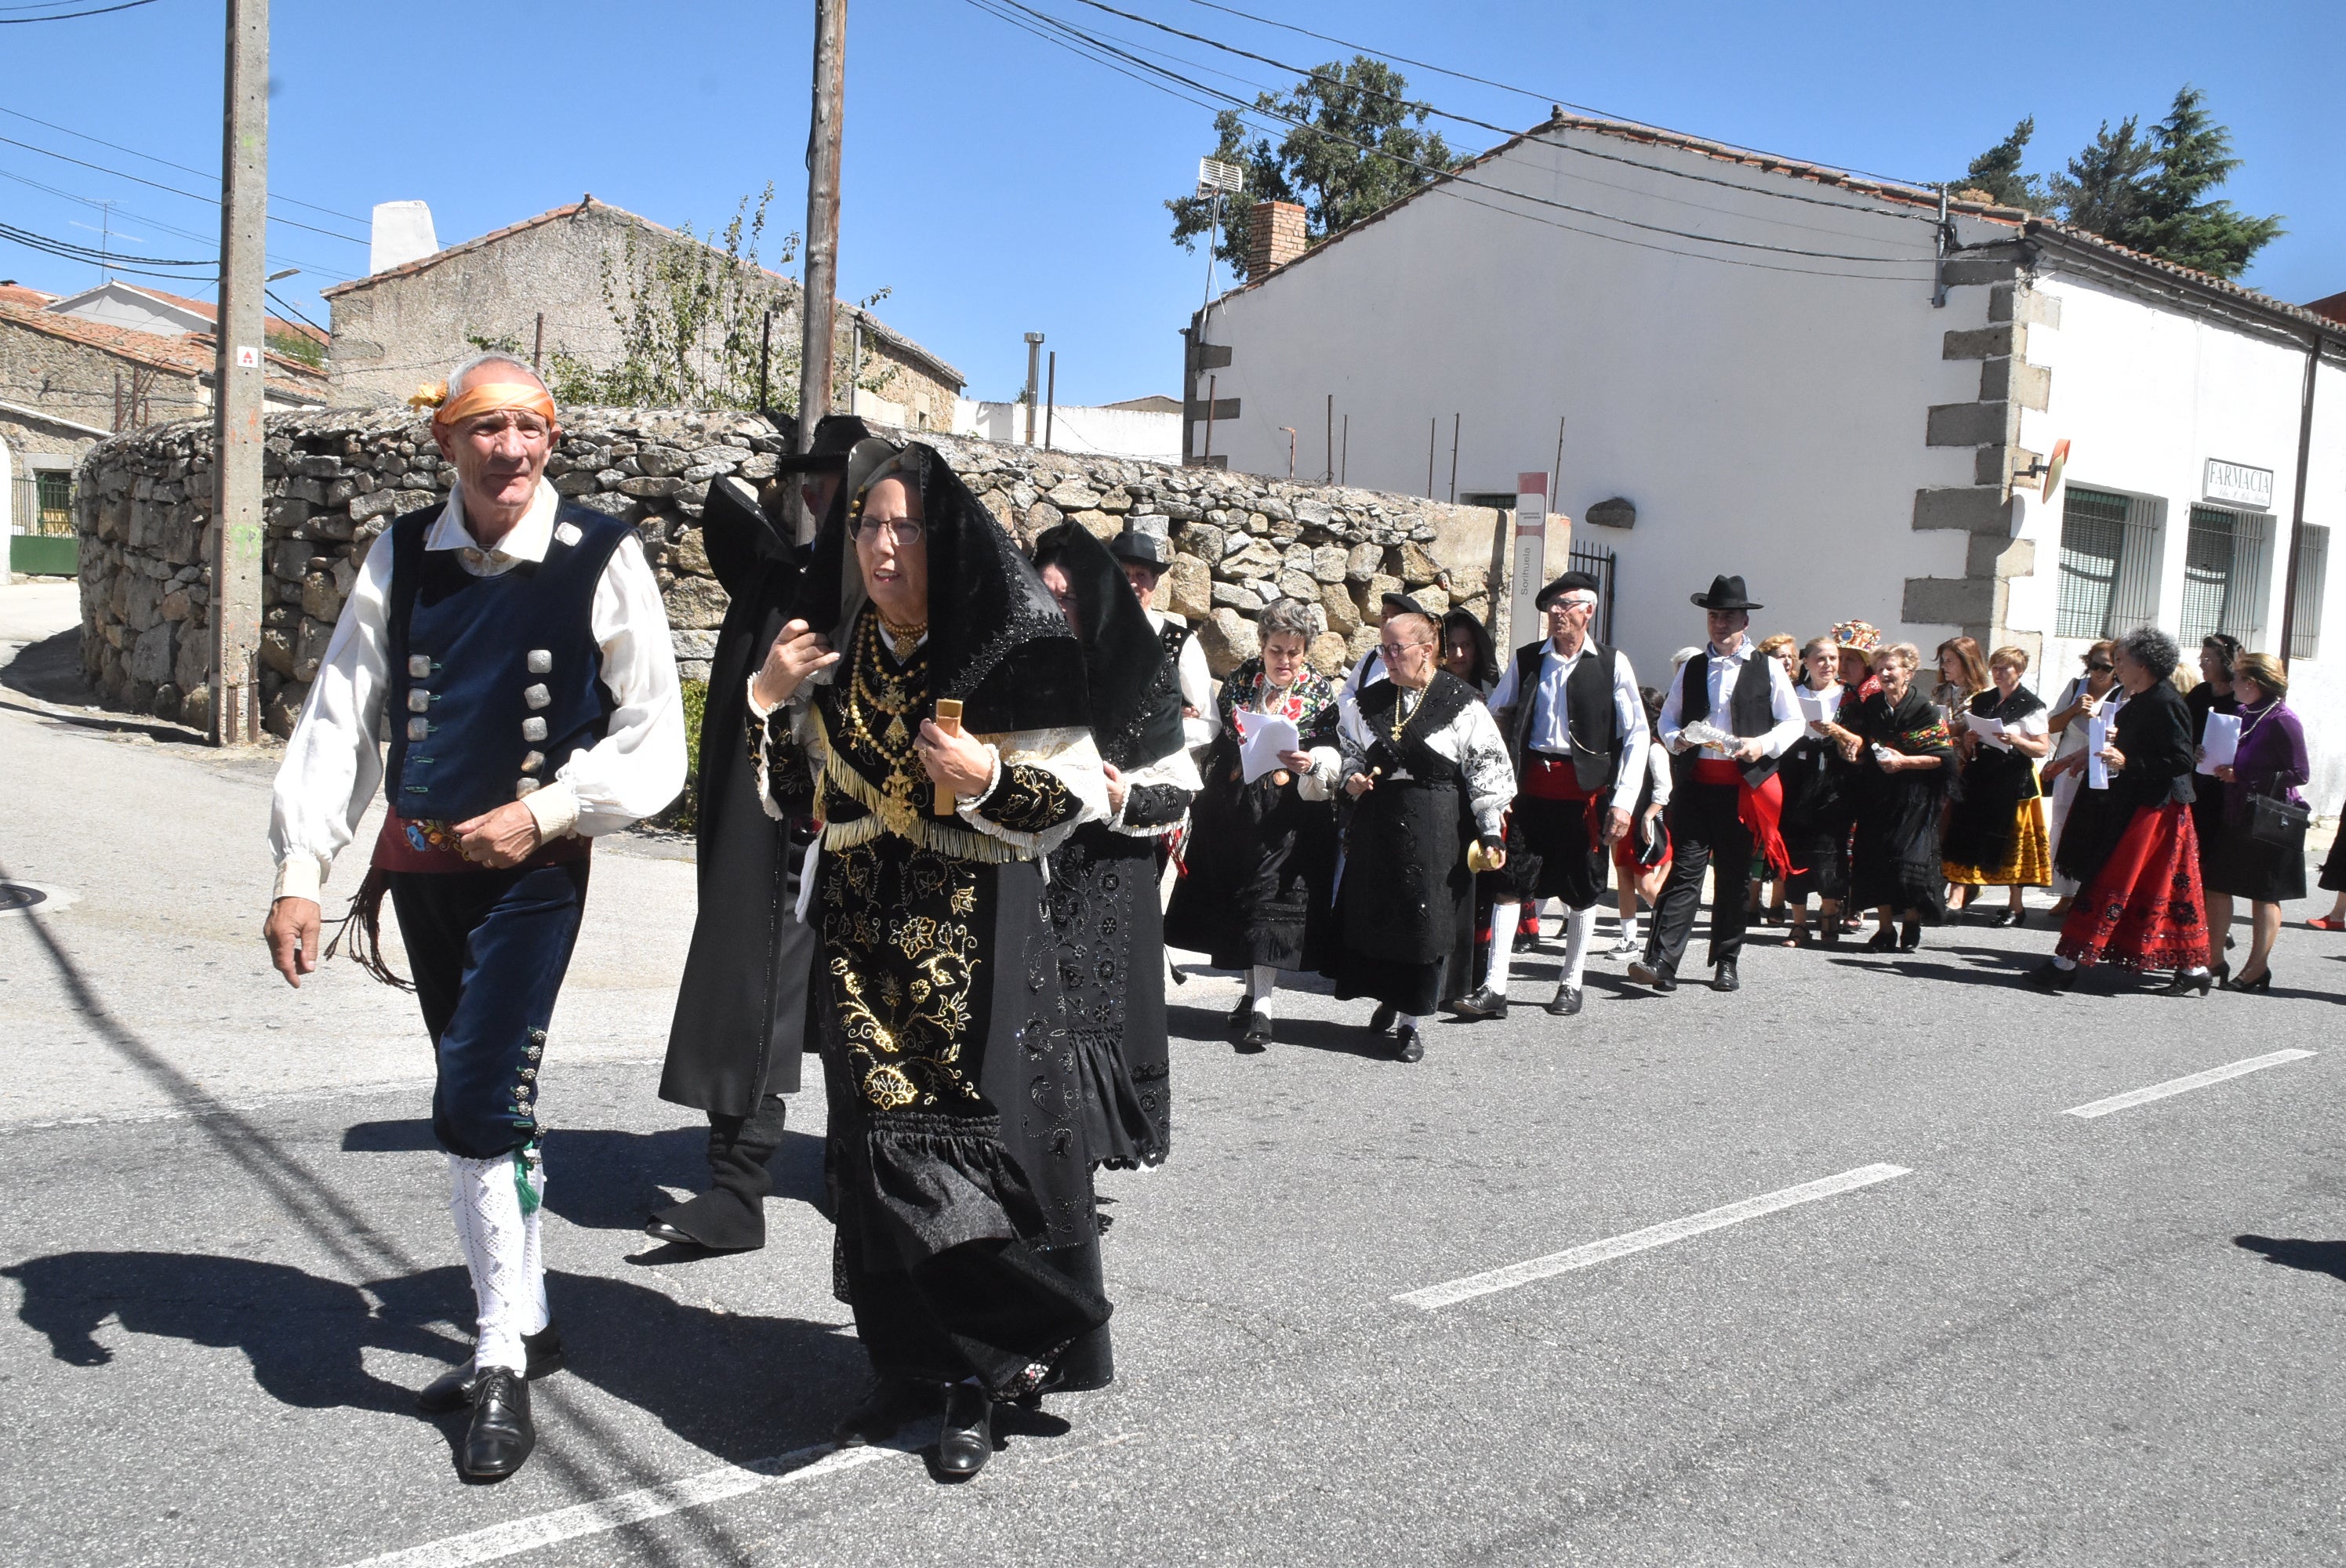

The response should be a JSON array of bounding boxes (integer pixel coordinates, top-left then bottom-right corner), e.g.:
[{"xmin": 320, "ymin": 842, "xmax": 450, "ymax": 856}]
[
  {"xmin": 1164, "ymin": 764, "xmax": 1338, "ymax": 972},
  {"xmin": 1046, "ymin": 822, "xmax": 1171, "ymax": 1170},
  {"xmin": 1849, "ymin": 773, "xmax": 1946, "ymax": 920},
  {"xmin": 1330, "ymin": 777, "xmax": 1468, "ymax": 1016},
  {"xmin": 2204, "ymin": 816, "xmax": 2308, "ymax": 904},
  {"xmin": 816, "ymin": 840, "xmax": 1108, "ymax": 1396}
]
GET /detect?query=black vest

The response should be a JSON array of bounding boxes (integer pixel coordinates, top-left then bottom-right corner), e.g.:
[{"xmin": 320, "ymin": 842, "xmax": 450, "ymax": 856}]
[
  {"xmin": 1675, "ymin": 648, "xmax": 1781, "ymax": 787},
  {"xmin": 1505, "ymin": 638, "xmax": 1625, "ymax": 792}
]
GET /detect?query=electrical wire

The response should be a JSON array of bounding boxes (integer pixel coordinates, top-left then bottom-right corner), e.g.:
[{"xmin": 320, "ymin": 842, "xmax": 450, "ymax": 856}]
[
  {"xmin": 0, "ymin": 104, "xmax": 370, "ymax": 227},
  {"xmin": 0, "ymin": 165, "xmax": 352, "ymax": 283},
  {"xmin": 0, "ymin": 0, "xmax": 165, "ymax": 23},
  {"xmin": 0, "ymin": 134, "xmax": 368, "ymax": 245},
  {"xmin": 1177, "ymin": 0, "xmax": 1937, "ymax": 190},
  {"xmin": 972, "ymin": 0, "xmax": 1933, "ymax": 269},
  {"xmin": 0, "ymin": 220, "xmax": 210, "ymax": 269}
]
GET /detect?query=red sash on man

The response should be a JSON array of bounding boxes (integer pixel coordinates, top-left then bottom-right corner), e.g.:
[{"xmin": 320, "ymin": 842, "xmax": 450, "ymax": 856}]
[
  {"xmin": 1523, "ymin": 754, "xmax": 1606, "ymax": 851},
  {"xmin": 1690, "ymin": 756, "xmax": 1796, "ymax": 882}
]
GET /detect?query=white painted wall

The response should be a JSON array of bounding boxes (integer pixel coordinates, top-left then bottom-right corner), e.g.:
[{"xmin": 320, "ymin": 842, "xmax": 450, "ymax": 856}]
[
  {"xmin": 950, "ymin": 397, "xmax": 1181, "ymax": 462},
  {"xmin": 45, "ymin": 282, "xmax": 211, "ymax": 339},
  {"xmin": 1189, "ymin": 124, "xmax": 1988, "ymax": 688},
  {"xmin": 2010, "ymin": 272, "xmax": 2346, "ymax": 807}
]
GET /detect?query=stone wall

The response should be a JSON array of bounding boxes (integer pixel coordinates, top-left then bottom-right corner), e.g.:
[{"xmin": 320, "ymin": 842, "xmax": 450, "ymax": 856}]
[{"xmin": 71, "ymin": 407, "xmax": 1516, "ymax": 736}]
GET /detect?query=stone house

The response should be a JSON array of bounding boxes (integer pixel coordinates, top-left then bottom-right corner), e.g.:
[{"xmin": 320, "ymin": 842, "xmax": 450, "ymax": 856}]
[
  {"xmin": 2, "ymin": 281, "xmax": 328, "ymax": 576},
  {"xmin": 1184, "ymin": 112, "xmax": 2346, "ymax": 797},
  {"xmin": 321, "ymin": 197, "xmax": 964, "ymax": 427}
]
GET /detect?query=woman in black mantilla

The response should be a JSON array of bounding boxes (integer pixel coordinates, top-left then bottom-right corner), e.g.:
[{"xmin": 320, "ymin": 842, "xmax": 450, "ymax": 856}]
[
  {"xmin": 1163, "ymin": 596, "xmax": 1342, "ymax": 1052},
  {"xmin": 750, "ymin": 440, "xmax": 1110, "ymax": 1477},
  {"xmin": 1843, "ymin": 642, "xmax": 1955, "ymax": 953},
  {"xmin": 1029, "ymin": 521, "xmax": 1197, "ymax": 1392},
  {"xmin": 1327, "ymin": 609, "xmax": 1516, "ymax": 1062}
]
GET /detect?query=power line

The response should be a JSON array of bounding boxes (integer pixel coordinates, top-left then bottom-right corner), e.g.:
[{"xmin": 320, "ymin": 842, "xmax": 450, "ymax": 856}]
[
  {"xmin": 0, "ymin": 165, "xmax": 351, "ymax": 283},
  {"xmin": 0, "ymin": 133, "xmax": 368, "ymax": 245},
  {"xmin": 979, "ymin": 0, "xmax": 1932, "ymax": 267},
  {"xmin": 0, "ymin": 0, "xmax": 165, "ymax": 23},
  {"xmin": 0, "ymin": 219, "xmax": 210, "ymax": 268},
  {"xmin": 0, "ymin": 103, "xmax": 369, "ymax": 226},
  {"xmin": 1177, "ymin": 0, "xmax": 1937, "ymax": 191}
]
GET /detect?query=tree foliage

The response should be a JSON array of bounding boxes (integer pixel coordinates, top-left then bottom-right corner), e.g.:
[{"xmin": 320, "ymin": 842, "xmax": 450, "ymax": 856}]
[
  {"xmin": 1167, "ymin": 56, "xmax": 1464, "ymax": 282},
  {"xmin": 1952, "ymin": 88, "xmax": 2282, "ymax": 279}
]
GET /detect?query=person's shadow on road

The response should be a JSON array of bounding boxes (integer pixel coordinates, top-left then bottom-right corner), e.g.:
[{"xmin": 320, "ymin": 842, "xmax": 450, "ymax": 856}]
[
  {"xmin": 2234, "ymin": 1234, "xmax": 2346, "ymax": 1282},
  {"xmin": 337, "ymin": 1122, "xmax": 827, "ymax": 1231},
  {"xmin": 2, "ymin": 1250, "xmax": 870, "ymax": 1468}
]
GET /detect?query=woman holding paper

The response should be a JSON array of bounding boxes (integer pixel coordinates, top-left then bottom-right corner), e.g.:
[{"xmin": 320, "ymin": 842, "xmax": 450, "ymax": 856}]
[
  {"xmin": 1941, "ymin": 646, "xmax": 2052, "ymax": 923},
  {"xmin": 2039, "ymin": 641, "xmax": 2122, "ymax": 915},
  {"xmin": 1164, "ymin": 597, "xmax": 1341, "ymax": 1052},
  {"xmin": 1777, "ymin": 635, "xmax": 1853, "ymax": 945},
  {"xmin": 2031, "ymin": 627, "xmax": 2213, "ymax": 993},
  {"xmin": 1844, "ymin": 643, "xmax": 1956, "ymax": 951},
  {"xmin": 2203, "ymin": 652, "xmax": 2308, "ymax": 991}
]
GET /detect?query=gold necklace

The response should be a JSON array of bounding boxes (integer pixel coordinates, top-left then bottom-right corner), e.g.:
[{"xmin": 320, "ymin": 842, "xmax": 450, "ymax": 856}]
[
  {"xmin": 846, "ymin": 613, "xmax": 926, "ymax": 757},
  {"xmin": 879, "ymin": 613, "xmax": 928, "ymax": 662},
  {"xmin": 1389, "ymin": 684, "xmax": 1425, "ymax": 743}
]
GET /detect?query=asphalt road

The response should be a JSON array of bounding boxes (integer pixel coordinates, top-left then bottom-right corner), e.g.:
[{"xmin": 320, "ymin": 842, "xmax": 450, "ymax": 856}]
[{"xmin": 5, "ymin": 579, "xmax": 2344, "ymax": 1567}]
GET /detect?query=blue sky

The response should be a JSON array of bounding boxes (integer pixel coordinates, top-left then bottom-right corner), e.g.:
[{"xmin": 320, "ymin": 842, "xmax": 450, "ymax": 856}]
[{"xmin": 2, "ymin": 0, "xmax": 2333, "ymax": 406}]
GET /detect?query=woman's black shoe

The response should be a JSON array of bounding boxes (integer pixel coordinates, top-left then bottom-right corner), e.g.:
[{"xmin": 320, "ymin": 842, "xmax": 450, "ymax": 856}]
[
  {"xmin": 1237, "ymin": 1011, "xmax": 1273, "ymax": 1052},
  {"xmin": 1818, "ymin": 921, "xmax": 1841, "ymax": 947},
  {"xmin": 1393, "ymin": 1024, "xmax": 1425, "ymax": 1063},
  {"xmin": 2159, "ymin": 967, "xmax": 2213, "ymax": 997},
  {"xmin": 1898, "ymin": 922, "xmax": 1923, "ymax": 953},
  {"xmin": 2028, "ymin": 960, "xmax": 2079, "ymax": 993},
  {"xmin": 1989, "ymin": 909, "xmax": 2024, "ymax": 928},
  {"xmin": 1225, "ymin": 994, "xmax": 1252, "ymax": 1035},
  {"xmin": 937, "ymin": 1382, "xmax": 994, "ymax": 1477},
  {"xmin": 2223, "ymin": 967, "xmax": 2273, "ymax": 993},
  {"xmin": 1866, "ymin": 926, "xmax": 1898, "ymax": 953}
]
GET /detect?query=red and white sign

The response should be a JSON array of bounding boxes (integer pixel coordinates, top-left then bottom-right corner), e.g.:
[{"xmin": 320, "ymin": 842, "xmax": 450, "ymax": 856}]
[{"xmin": 234, "ymin": 345, "xmax": 261, "ymax": 368}]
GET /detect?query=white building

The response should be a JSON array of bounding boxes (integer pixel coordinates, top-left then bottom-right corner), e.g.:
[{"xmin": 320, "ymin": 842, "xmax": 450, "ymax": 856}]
[
  {"xmin": 1184, "ymin": 114, "xmax": 2346, "ymax": 800},
  {"xmin": 951, "ymin": 394, "xmax": 1182, "ymax": 461}
]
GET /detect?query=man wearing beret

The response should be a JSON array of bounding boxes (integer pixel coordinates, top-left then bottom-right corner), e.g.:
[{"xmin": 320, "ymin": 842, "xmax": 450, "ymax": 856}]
[{"xmin": 1475, "ymin": 571, "xmax": 1647, "ymax": 1017}]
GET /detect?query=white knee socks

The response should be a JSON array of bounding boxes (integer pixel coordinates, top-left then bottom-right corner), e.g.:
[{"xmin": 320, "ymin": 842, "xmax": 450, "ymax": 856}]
[
  {"xmin": 1247, "ymin": 964, "xmax": 1279, "ymax": 1018},
  {"xmin": 1486, "ymin": 903, "xmax": 1521, "ymax": 992},
  {"xmin": 448, "ymin": 1147, "xmax": 547, "ymax": 1375},
  {"xmin": 1561, "ymin": 905, "xmax": 1598, "ymax": 991}
]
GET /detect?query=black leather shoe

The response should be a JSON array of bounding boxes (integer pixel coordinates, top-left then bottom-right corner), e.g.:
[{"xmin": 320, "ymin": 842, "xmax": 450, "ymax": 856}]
[
  {"xmin": 1712, "ymin": 960, "xmax": 1739, "ymax": 993},
  {"xmin": 1989, "ymin": 909, "xmax": 2025, "ymax": 928},
  {"xmin": 1393, "ymin": 1024, "xmax": 1425, "ymax": 1063},
  {"xmin": 460, "ymin": 1368, "xmax": 535, "ymax": 1481},
  {"xmin": 833, "ymin": 1377, "xmax": 936, "ymax": 1447},
  {"xmin": 937, "ymin": 1382, "xmax": 994, "ymax": 1477},
  {"xmin": 1454, "ymin": 985, "xmax": 1509, "ymax": 1020},
  {"xmin": 2028, "ymin": 960, "xmax": 2079, "ymax": 993},
  {"xmin": 1898, "ymin": 922, "xmax": 1923, "ymax": 953},
  {"xmin": 1367, "ymin": 1000, "xmax": 1397, "ymax": 1035},
  {"xmin": 2159, "ymin": 967, "xmax": 2213, "ymax": 996},
  {"xmin": 1627, "ymin": 960, "xmax": 1676, "ymax": 993},
  {"xmin": 1236, "ymin": 1010, "xmax": 1273, "ymax": 1052},
  {"xmin": 1545, "ymin": 984, "xmax": 1582, "ymax": 1016},
  {"xmin": 417, "ymin": 1323, "xmax": 565, "ymax": 1414},
  {"xmin": 1225, "ymin": 994, "xmax": 1252, "ymax": 1035},
  {"xmin": 1865, "ymin": 926, "xmax": 1898, "ymax": 952}
]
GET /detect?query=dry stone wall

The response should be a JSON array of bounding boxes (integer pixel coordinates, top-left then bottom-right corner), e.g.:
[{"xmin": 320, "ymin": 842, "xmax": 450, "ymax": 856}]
[{"xmin": 73, "ymin": 408, "xmax": 1516, "ymax": 736}]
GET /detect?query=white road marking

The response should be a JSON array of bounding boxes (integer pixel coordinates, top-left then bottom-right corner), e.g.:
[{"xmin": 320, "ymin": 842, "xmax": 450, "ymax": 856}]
[
  {"xmin": 2062, "ymin": 1049, "xmax": 2315, "ymax": 1120},
  {"xmin": 1395, "ymin": 1163, "xmax": 1912, "ymax": 1310},
  {"xmin": 336, "ymin": 1443, "xmax": 893, "ymax": 1568}
]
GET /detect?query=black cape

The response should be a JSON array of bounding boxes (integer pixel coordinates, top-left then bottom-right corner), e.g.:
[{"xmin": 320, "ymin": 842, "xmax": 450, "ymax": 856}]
[{"xmin": 659, "ymin": 477, "xmax": 817, "ymax": 1112}]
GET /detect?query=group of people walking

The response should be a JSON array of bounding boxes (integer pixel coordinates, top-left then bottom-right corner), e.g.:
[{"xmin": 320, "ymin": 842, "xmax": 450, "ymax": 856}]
[{"xmin": 256, "ymin": 350, "xmax": 2331, "ymax": 1490}]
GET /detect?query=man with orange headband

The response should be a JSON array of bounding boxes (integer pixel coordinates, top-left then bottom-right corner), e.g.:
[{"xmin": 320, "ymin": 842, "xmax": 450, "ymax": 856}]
[{"xmin": 262, "ymin": 352, "xmax": 685, "ymax": 1480}]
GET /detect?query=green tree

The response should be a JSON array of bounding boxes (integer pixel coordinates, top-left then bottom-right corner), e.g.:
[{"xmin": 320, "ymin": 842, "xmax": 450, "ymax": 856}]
[
  {"xmin": 2045, "ymin": 115, "xmax": 2155, "ymax": 248},
  {"xmin": 1954, "ymin": 116, "xmax": 2046, "ymax": 210},
  {"xmin": 2125, "ymin": 85, "xmax": 2285, "ymax": 278},
  {"xmin": 1166, "ymin": 56, "xmax": 1464, "ymax": 282}
]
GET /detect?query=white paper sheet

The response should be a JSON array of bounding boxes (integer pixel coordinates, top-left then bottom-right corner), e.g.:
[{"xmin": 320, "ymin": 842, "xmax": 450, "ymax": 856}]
[
  {"xmin": 2086, "ymin": 712, "xmax": 2110, "ymax": 789},
  {"xmin": 1799, "ymin": 690, "xmax": 1837, "ymax": 727},
  {"xmin": 2197, "ymin": 712, "xmax": 2241, "ymax": 775},
  {"xmin": 1966, "ymin": 713, "xmax": 2010, "ymax": 752},
  {"xmin": 1236, "ymin": 710, "xmax": 1301, "ymax": 784}
]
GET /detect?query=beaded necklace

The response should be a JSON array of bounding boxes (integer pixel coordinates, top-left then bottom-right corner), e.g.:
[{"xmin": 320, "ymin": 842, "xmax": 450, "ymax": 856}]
[{"xmin": 841, "ymin": 612, "xmax": 928, "ymax": 835}]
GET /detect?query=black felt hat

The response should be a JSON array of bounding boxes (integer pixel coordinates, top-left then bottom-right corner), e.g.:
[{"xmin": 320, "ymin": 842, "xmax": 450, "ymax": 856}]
[
  {"xmin": 1690, "ymin": 573, "xmax": 1763, "ymax": 612},
  {"xmin": 1380, "ymin": 590, "xmax": 1429, "ymax": 618},
  {"xmin": 773, "ymin": 413, "xmax": 873, "ymax": 474},
  {"xmin": 1534, "ymin": 570, "xmax": 1601, "ymax": 611},
  {"xmin": 1108, "ymin": 526, "xmax": 1173, "ymax": 571}
]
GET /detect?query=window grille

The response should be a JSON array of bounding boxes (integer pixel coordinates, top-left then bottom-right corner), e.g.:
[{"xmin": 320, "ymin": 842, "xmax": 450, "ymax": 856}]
[
  {"xmin": 2056, "ymin": 487, "xmax": 2159, "ymax": 640},
  {"xmin": 2179, "ymin": 505, "xmax": 2271, "ymax": 645},
  {"xmin": 34, "ymin": 470, "xmax": 74, "ymax": 535},
  {"xmin": 2290, "ymin": 523, "xmax": 2330, "ymax": 661}
]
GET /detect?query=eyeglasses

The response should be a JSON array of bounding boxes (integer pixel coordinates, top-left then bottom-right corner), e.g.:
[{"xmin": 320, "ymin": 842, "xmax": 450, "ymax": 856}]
[
  {"xmin": 2083, "ymin": 661, "xmax": 2113, "ymax": 673},
  {"xmin": 852, "ymin": 516, "xmax": 924, "ymax": 546},
  {"xmin": 1378, "ymin": 641, "xmax": 1433, "ymax": 660}
]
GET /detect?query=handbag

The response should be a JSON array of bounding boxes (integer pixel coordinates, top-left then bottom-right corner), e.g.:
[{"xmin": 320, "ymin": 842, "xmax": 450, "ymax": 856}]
[{"xmin": 2247, "ymin": 791, "xmax": 2311, "ymax": 848}]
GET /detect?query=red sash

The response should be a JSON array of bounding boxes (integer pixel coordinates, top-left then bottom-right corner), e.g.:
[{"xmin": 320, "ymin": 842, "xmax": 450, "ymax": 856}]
[
  {"xmin": 1523, "ymin": 755, "xmax": 1598, "ymax": 800},
  {"xmin": 1687, "ymin": 758, "xmax": 1796, "ymax": 881},
  {"xmin": 369, "ymin": 811, "xmax": 591, "ymax": 873}
]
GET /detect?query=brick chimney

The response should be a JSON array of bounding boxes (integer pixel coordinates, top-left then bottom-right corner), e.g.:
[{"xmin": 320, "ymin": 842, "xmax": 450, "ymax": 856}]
[{"xmin": 1247, "ymin": 200, "xmax": 1307, "ymax": 278}]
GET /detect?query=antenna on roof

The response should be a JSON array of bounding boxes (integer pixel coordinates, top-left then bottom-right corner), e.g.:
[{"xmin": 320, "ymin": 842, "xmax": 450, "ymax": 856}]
[{"xmin": 1197, "ymin": 156, "xmax": 1246, "ymax": 314}]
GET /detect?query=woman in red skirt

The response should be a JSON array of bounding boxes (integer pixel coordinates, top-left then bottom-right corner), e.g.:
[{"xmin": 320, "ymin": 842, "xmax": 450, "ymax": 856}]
[{"xmin": 2029, "ymin": 626, "xmax": 2213, "ymax": 993}]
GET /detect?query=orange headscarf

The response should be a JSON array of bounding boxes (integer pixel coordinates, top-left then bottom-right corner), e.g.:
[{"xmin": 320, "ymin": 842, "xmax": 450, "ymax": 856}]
[{"xmin": 426, "ymin": 380, "xmax": 557, "ymax": 430}]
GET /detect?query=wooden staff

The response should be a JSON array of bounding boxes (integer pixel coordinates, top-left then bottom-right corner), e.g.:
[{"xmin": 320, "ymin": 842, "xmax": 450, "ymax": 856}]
[{"xmin": 932, "ymin": 698, "xmax": 964, "ymax": 815}]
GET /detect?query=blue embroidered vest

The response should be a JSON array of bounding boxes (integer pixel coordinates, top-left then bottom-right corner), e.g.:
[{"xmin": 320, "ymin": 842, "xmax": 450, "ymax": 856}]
[{"xmin": 383, "ymin": 501, "xmax": 628, "ymax": 824}]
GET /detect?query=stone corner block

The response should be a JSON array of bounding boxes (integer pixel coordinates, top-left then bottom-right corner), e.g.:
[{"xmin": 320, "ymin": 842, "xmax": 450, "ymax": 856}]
[
  {"xmin": 1978, "ymin": 358, "xmax": 2050, "ymax": 412},
  {"xmin": 1926, "ymin": 401, "xmax": 2015, "ymax": 448},
  {"xmin": 1912, "ymin": 487, "xmax": 2017, "ymax": 535},
  {"xmin": 1901, "ymin": 575, "xmax": 1996, "ymax": 626}
]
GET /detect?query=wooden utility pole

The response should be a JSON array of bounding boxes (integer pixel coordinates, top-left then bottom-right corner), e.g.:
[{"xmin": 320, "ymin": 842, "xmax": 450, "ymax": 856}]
[
  {"xmin": 797, "ymin": 0, "xmax": 846, "ymax": 446},
  {"xmin": 208, "ymin": 0, "xmax": 267, "ymax": 746}
]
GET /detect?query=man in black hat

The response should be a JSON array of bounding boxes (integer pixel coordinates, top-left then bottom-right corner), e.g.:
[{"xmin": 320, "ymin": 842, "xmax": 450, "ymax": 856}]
[
  {"xmin": 1471, "ymin": 570, "xmax": 1647, "ymax": 1018},
  {"xmin": 1629, "ymin": 574, "xmax": 1805, "ymax": 994},
  {"xmin": 1109, "ymin": 521, "xmax": 1215, "ymax": 754},
  {"xmin": 644, "ymin": 412, "xmax": 870, "ymax": 1252}
]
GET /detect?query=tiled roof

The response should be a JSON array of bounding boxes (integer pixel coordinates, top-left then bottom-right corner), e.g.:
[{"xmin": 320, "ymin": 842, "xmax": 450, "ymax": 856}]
[
  {"xmin": 324, "ymin": 196, "xmax": 964, "ymax": 388},
  {"xmin": 0, "ymin": 298, "xmax": 330, "ymax": 398},
  {"xmin": 2308, "ymin": 290, "xmax": 2346, "ymax": 326},
  {"xmin": 2021, "ymin": 220, "xmax": 2344, "ymax": 340},
  {"xmin": 105, "ymin": 282, "xmax": 330, "ymax": 346},
  {"xmin": 0, "ymin": 282, "xmax": 60, "ymax": 309}
]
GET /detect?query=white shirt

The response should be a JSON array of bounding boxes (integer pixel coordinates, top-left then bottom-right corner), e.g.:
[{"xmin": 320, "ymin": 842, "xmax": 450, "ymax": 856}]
[
  {"xmin": 1148, "ymin": 608, "xmax": 1218, "ymax": 753},
  {"xmin": 1487, "ymin": 637, "xmax": 1649, "ymax": 812},
  {"xmin": 268, "ymin": 477, "xmax": 686, "ymax": 902},
  {"xmin": 1655, "ymin": 640, "xmax": 1807, "ymax": 760}
]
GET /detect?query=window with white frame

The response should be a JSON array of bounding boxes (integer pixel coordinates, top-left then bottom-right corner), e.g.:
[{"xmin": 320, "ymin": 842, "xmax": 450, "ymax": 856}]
[
  {"xmin": 2055, "ymin": 485, "xmax": 2163, "ymax": 640},
  {"xmin": 2177, "ymin": 505, "xmax": 2272, "ymax": 645},
  {"xmin": 2289, "ymin": 522, "xmax": 2329, "ymax": 661}
]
